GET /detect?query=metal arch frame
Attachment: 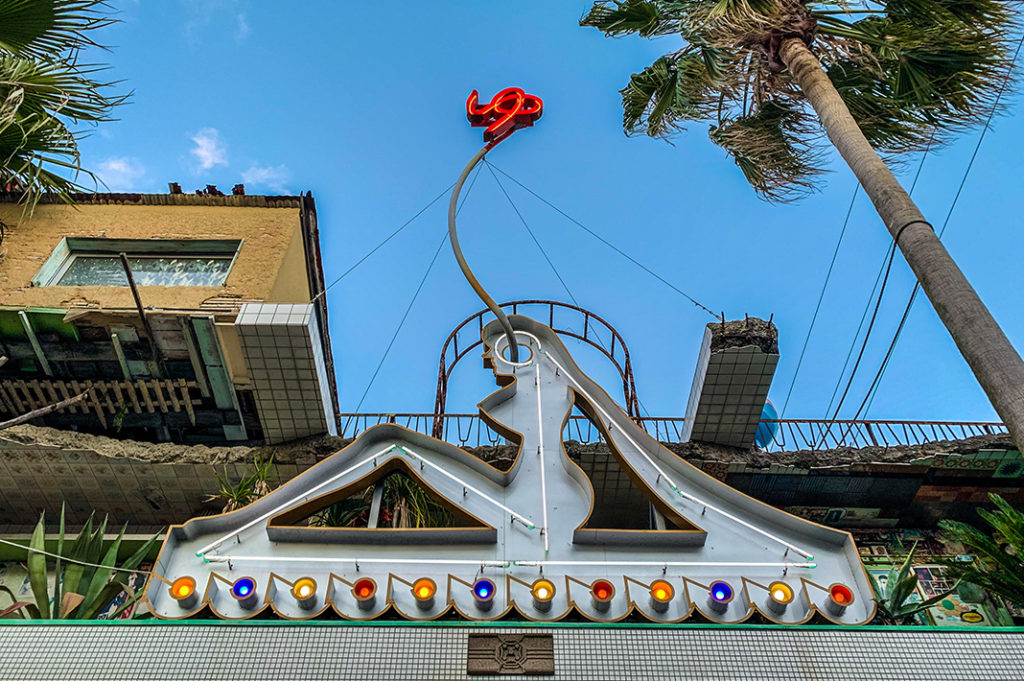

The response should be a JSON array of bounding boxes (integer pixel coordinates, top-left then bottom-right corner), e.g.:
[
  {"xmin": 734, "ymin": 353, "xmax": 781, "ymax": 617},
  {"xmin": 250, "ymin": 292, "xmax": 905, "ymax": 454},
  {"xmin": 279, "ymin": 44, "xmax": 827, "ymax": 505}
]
[{"xmin": 433, "ymin": 300, "xmax": 640, "ymax": 437}]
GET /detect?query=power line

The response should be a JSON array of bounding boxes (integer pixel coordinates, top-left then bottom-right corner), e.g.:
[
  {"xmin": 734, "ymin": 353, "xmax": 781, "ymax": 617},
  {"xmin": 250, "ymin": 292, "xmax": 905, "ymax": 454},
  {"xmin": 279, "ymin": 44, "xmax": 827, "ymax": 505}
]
[
  {"xmin": 486, "ymin": 162, "xmax": 720, "ymax": 319},
  {"xmin": 485, "ymin": 161, "xmax": 580, "ymax": 308},
  {"xmin": 822, "ymin": 136, "xmax": 933, "ymax": 421},
  {"xmin": 856, "ymin": 31, "xmax": 1024, "ymax": 419},
  {"xmin": 779, "ymin": 182, "xmax": 859, "ymax": 418},
  {"xmin": 486, "ymin": 161, "xmax": 655, "ymax": 419},
  {"xmin": 344, "ymin": 167, "xmax": 482, "ymax": 420},
  {"xmin": 313, "ymin": 182, "xmax": 456, "ymax": 302},
  {"xmin": 0, "ymin": 537, "xmax": 153, "ymax": 578}
]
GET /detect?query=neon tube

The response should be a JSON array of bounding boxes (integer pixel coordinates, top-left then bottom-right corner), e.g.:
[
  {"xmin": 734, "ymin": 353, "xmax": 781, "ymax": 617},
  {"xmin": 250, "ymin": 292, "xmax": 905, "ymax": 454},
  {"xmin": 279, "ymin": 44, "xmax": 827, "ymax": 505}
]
[
  {"xmin": 541, "ymin": 350, "xmax": 814, "ymax": 561},
  {"xmin": 195, "ymin": 444, "xmax": 397, "ymax": 557},
  {"xmin": 512, "ymin": 560, "xmax": 815, "ymax": 568},
  {"xmin": 534, "ymin": 362, "xmax": 550, "ymax": 553},
  {"xmin": 202, "ymin": 555, "xmax": 814, "ymax": 569},
  {"xmin": 205, "ymin": 556, "xmax": 513, "ymax": 567},
  {"xmin": 399, "ymin": 445, "xmax": 536, "ymax": 529}
]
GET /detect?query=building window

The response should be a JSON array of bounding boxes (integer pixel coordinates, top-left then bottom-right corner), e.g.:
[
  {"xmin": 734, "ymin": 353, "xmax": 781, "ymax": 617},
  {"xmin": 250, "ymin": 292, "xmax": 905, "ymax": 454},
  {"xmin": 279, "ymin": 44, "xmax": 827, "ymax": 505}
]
[{"xmin": 34, "ymin": 238, "xmax": 242, "ymax": 287}]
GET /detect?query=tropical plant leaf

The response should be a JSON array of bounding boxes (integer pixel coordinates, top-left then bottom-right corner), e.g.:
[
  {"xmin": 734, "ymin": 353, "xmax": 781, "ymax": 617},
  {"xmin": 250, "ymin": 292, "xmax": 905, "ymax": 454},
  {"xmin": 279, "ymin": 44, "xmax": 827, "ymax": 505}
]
[
  {"xmin": 53, "ymin": 503, "xmax": 64, "ymax": 619},
  {"xmin": 61, "ymin": 513, "xmax": 93, "ymax": 599},
  {"xmin": 77, "ymin": 523, "xmax": 124, "ymax": 618},
  {"xmin": 582, "ymin": 0, "xmax": 1020, "ymax": 202},
  {"xmin": 940, "ymin": 494, "xmax": 1024, "ymax": 606},
  {"xmin": 580, "ymin": 0, "xmax": 672, "ymax": 37},
  {"xmin": 27, "ymin": 512, "xmax": 49, "ymax": 619},
  {"xmin": 709, "ymin": 98, "xmax": 824, "ymax": 201},
  {"xmin": 0, "ymin": 0, "xmax": 115, "ymax": 60}
]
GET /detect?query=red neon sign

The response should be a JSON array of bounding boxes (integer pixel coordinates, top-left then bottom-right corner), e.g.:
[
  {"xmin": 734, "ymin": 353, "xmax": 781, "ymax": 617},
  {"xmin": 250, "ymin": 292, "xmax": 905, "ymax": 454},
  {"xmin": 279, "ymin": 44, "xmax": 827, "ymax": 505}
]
[{"xmin": 466, "ymin": 87, "xmax": 543, "ymax": 147}]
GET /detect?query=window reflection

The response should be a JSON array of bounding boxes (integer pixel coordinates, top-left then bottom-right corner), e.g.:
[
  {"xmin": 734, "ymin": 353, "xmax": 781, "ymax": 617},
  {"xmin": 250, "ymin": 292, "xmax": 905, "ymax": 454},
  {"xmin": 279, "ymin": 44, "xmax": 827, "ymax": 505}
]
[{"xmin": 58, "ymin": 256, "xmax": 232, "ymax": 286}]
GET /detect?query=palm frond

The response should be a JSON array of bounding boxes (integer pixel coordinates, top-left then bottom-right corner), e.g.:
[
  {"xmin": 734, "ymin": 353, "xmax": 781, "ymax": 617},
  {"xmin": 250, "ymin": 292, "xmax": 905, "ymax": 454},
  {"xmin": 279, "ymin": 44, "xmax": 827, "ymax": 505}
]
[
  {"xmin": 581, "ymin": 0, "xmax": 675, "ymax": 37},
  {"xmin": 0, "ymin": 0, "xmax": 115, "ymax": 60},
  {"xmin": 940, "ymin": 494, "xmax": 1024, "ymax": 606},
  {"xmin": 621, "ymin": 52, "xmax": 721, "ymax": 137},
  {"xmin": 582, "ymin": 0, "xmax": 1021, "ymax": 203},
  {"xmin": 709, "ymin": 98, "xmax": 825, "ymax": 201}
]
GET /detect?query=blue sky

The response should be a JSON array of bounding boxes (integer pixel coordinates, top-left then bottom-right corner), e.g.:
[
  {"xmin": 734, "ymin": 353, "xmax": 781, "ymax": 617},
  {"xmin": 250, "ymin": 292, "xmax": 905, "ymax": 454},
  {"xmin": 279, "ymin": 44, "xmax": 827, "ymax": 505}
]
[{"xmin": 76, "ymin": 1, "xmax": 1024, "ymax": 424}]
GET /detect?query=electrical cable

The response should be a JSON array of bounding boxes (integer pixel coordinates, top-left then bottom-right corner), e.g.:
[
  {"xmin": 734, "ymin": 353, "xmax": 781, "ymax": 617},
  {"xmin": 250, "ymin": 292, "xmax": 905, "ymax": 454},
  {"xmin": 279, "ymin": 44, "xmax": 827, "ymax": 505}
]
[
  {"xmin": 822, "ymin": 135, "xmax": 934, "ymax": 422},
  {"xmin": 856, "ymin": 31, "xmax": 1024, "ymax": 419},
  {"xmin": 344, "ymin": 167, "xmax": 482, "ymax": 421},
  {"xmin": 485, "ymin": 161, "xmax": 653, "ymax": 419},
  {"xmin": 485, "ymin": 161, "xmax": 580, "ymax": 308},
  {"xmin": 486, "ymin": 162, "xmax": 720, "ymax": 319},
  {"xmin": 779, "ymin": 183, "xmax": 859, "ymax": 418},
  {"xmin": 0, "ymin": 537, "xmax": 153, "ymax": 577},
  {"xmin": 313, "ymin": 182, "xmax": 456, "ymax": 301}
]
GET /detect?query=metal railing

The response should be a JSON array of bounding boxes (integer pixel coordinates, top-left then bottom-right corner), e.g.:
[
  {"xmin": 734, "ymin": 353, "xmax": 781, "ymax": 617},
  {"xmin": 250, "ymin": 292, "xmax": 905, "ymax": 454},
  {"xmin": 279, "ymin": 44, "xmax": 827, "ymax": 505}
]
[{"xmin": 338, "ymin": 414, "xmax": 1008, "ymax": 452}]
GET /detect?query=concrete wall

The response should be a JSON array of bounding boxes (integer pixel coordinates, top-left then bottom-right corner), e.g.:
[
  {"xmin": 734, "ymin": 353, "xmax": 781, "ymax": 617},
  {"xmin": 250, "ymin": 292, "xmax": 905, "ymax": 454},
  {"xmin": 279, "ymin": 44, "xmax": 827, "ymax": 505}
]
[{"xmin": 0, "ymin": 202, "xmax": 305, "ymax": 312}]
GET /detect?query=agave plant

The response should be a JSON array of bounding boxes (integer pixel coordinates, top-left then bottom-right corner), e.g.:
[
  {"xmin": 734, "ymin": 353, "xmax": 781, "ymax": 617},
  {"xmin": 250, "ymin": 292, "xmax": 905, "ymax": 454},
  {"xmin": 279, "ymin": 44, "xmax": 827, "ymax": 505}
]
[
  {"xmin": 940, "ymin": 494, "xmax": 1024, "ymax": 607},
  {"xmin": 582, "ymin": 1, "xmax": 1024, "ymax": 451},
  {"xmin": 0, "ymin": 507, "xmax": 160, "ymax": 619},
  {"xmin": 206, "ymin": 455, "xmax": 275, "ymax": 513},
  {"xmin": 869, "ymin": 542, "xmax": 958, "ymax": 625},
  {"xmin": 0, "ymin": 0, "xmax": 128, "ymax": 209}
]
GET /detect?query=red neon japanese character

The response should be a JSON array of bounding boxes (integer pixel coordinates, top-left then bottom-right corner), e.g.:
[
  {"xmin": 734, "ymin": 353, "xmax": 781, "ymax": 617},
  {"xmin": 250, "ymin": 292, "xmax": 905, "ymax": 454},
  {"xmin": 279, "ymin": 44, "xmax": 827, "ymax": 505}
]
[{"xmin": 466, "ymin": 87, "xmax": 543, "ymax": 148}]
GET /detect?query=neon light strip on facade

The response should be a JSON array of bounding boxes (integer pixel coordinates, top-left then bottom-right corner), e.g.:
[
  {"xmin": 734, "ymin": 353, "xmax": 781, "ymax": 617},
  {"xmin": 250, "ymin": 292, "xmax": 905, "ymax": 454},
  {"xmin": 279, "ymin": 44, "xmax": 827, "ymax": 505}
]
[
  {"xmin": 203, "ymin": 555, "xmax": 814, "ymax": 569},
  {"xmin": 398, "ymin": 445, "xmax": 536, "ymax": 529},
  {"xmin": 195, "ymin": 444, "xmax": 398, "ymax": 557},
  {"xmin": 540, "ymin": 349, "xmax": 815, "ymax": 560},
  {"xmin": 535, "ymin": 361, "xmax": 550, "ymax": 553}
]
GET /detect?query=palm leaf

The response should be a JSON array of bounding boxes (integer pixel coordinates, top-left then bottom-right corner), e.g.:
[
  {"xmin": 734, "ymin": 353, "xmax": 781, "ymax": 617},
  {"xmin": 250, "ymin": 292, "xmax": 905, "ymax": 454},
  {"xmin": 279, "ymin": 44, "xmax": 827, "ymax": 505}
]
[
  {"xmin": 580, "ymin": 0, "xmax": 673, "ymax": 37},
  {"xmin": 0, "ymin": 1, "xmax": 115, "ymax": 60},
  {"xmin": 709, "ymin": 98, "xmax": 824, "ymax": 201}
]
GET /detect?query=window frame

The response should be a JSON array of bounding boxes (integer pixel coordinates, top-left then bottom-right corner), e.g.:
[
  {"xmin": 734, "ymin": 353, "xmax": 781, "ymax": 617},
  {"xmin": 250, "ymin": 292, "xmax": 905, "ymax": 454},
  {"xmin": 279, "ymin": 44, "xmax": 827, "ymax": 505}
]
[{"xmin": 33, "ymin": 237, "xmax": 244, "ymax": 288}]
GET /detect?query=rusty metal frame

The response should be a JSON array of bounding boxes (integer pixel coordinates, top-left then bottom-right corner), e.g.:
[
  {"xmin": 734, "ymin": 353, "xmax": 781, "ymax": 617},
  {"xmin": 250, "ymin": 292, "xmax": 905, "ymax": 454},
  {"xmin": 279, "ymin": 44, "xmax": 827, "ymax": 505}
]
[{"xmin": 433, "ymin": 300, "xmax": 640, "ymax": 437}]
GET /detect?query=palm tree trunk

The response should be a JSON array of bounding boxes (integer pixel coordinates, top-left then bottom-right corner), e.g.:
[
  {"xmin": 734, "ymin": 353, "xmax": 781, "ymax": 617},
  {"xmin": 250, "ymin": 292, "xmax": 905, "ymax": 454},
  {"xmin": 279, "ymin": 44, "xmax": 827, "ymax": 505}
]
[{"xmin": 780, "ymin": 38, "xmax": 1024, "ymax": 451}]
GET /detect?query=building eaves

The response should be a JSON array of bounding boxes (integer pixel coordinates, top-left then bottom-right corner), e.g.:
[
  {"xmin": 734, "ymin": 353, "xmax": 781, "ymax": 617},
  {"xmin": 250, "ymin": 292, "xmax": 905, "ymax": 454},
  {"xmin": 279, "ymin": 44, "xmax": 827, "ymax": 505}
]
[{"xmin": 0, "ymin": 192, "xmax": 303, "ymax": 208}]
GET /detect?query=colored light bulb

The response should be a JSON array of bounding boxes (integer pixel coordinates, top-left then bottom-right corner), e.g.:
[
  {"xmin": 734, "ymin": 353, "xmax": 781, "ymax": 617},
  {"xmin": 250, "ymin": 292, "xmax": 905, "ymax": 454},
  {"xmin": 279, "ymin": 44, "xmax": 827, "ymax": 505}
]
[
  {"xmin": 531, "ymin": 579, "xmax": 556, "ymax": 612},
  {"xmin": 412, "ymin": 578, "xmax": 437, "ymax": 610},
  {"xmin": 170, "ymin": 576, "xmax": 198, "ymax": 609}
]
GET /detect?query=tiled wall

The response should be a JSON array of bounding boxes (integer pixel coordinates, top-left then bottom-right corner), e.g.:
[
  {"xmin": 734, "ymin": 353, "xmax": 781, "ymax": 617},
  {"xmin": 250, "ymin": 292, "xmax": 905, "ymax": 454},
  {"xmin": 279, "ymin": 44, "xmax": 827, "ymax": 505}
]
[
  {"xmin": 685, "ymin": 337, "xmax": 778, "ymax": 448},
  {"xmin": 1, "ymin": 437, "xmax": 1019, "ymax": 532},
  {"xmin": 0, "ymin": 442, "xmax": 313, "ymax": 531},
  {"xmin": 1, "ymin": 624, "xmax": 1022, "ymax": 680},
  {"xmin": 235, "ymin": 303, "xmax": 338, "ymax": 444}
]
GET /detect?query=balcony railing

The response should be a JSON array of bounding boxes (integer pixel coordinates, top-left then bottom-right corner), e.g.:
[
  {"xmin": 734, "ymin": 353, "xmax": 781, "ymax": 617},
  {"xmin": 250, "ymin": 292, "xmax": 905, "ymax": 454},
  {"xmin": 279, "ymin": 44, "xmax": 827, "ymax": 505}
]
[{"xmin": 338, "ymin": 414, "xmax": 1008, "ymax": 452}]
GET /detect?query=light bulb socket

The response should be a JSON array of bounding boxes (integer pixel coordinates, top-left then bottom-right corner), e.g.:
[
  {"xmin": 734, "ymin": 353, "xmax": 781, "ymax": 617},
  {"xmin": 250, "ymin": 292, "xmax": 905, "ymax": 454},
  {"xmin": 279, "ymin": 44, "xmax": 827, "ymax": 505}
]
[
  {"xmin": 767, "ymin": 581, "xmax": 794, "ymax": 615},
  {"xmin": 531, "ymin": 578, "xmax": 556, "ymax": 613},
  {"xmin": 590, "ymin": 580, "xmax": 615, "ymax": 613},
  {"xmin": 230, "ymin": 576, "xmax": 259, "ymax": 610},
  {"xmin": 826, "ymin": 583, "xmax": 854, "ymax": 617},
  {"xmin": 707, "ymin": 580, "xmax": 734, "ymax": 615},
  {"xmin": 472, "ymin": 578, "xmax": 496, "ymax": 612},
  {"xmin": 412, "ymin": 578, "xmax": 437, "ymax": 611},
  {"xmin": 170, "ymin": 576, "xmax": 198, "ymax": 610},
  {"xmin": 649, "ymin": 580, "xmax": 674, "ymax": 614},
  {"xmin": 291, "ymin": 577, "xmax": 318, "ymax": 611},
  {"xmin": 352, "ymin": 578, "xmax": 378, "ymax": 612}
]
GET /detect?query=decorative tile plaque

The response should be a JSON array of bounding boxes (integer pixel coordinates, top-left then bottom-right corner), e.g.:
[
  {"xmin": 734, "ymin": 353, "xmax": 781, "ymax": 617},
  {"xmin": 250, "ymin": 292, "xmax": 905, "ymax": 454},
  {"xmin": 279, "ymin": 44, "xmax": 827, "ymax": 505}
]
[{"xmin": 467, "ymin": 633, "xmax": 555, "ymax": 675}]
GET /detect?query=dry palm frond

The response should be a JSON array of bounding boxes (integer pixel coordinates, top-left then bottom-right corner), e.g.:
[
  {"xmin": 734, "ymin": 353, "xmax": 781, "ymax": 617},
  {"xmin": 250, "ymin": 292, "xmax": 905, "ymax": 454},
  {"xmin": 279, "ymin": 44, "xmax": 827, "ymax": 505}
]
[{"xmin": 582, "ymin": 0, "xmax": 1021, "ymax": 201}]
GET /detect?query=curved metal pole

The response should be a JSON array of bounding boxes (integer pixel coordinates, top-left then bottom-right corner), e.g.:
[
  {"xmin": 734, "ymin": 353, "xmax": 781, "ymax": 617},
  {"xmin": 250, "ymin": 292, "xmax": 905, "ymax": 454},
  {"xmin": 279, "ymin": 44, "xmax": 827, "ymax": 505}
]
[{"xmin": 447, "ymin": 145, "xmax": 520, "ymax": 362}]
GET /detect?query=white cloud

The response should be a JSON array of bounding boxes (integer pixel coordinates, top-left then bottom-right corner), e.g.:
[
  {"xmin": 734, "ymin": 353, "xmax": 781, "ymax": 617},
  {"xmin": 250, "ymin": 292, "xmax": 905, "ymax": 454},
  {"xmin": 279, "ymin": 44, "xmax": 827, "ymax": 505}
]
[
  {"xmin": 236, "ymin": 13, "xmax": 250, "ymax": 40},
  {"xmin": 242, "ymin": 164, "xmax": 291, "ymax": 194},
  {"xmin": 182, "ymin": 1, "xmax": 250, "ymax": 42},
  {"xmin": 190, "ymin": 128, "xmax": 227, "ymax": 172},
  {"xmin": 96, "ymin": 157, "xmax": 145, "ymax": 191}
]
